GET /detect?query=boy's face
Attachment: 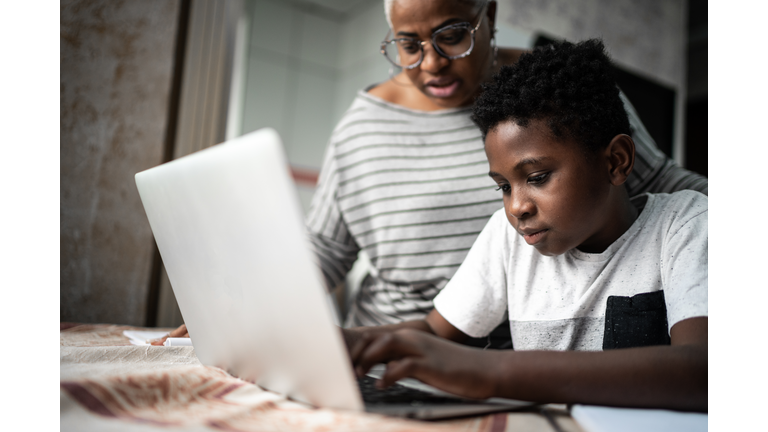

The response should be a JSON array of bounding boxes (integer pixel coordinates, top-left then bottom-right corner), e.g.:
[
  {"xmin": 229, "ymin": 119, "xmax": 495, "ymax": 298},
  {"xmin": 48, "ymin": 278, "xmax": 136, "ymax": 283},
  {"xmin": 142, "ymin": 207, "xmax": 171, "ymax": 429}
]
[{"xmin": 485, "ymin": 119, "xmax": 615, "ymax": 256}]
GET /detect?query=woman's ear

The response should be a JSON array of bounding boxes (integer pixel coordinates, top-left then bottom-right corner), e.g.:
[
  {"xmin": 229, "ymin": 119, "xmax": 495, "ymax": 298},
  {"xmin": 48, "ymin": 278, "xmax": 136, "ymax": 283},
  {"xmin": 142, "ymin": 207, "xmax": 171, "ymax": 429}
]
[
  {"xmin": 486, "ymin": 1, "xmax": 497, "ymax": 30},
  {"xmin": 605, "ymin": 134, "xmax": 635, "ymax": 186}
]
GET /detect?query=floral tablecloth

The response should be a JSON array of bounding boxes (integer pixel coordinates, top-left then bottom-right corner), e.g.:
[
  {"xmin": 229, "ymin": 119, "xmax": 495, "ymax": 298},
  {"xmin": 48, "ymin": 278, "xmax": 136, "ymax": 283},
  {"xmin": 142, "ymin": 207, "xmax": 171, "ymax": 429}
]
[{"xmin": 60, "ymin": 323, "xmax": 580, "ymax": 432}]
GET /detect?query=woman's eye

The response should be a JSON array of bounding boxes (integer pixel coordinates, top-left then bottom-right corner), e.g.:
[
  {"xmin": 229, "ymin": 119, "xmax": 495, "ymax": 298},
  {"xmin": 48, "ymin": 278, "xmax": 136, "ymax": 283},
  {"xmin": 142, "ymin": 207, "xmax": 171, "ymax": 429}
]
[
  {"xmin": 436, "ymin": 30, "xmax": 465, "ymax": 45},
  {"xmin": 528, "ymin": 173, "xmax": 550, "ymax": 184},
  {"xmin": 398, "ymin": 40, "xmax": 420, "ymax": 53},
  {"xmin": 495, "ymin": 184, "xmax": 510, "ymax": 193}
]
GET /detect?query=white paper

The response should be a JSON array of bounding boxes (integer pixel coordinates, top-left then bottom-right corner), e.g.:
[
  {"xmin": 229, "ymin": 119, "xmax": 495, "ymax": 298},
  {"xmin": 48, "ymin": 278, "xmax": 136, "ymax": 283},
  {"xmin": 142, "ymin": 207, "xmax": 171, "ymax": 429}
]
[
  {"xmin": 122, "ymin": 330, "xmax": 170, "ymax": 346},
  {"xmin": 571, "ymin": 404, "xmax": 707, "ymax": 432}
]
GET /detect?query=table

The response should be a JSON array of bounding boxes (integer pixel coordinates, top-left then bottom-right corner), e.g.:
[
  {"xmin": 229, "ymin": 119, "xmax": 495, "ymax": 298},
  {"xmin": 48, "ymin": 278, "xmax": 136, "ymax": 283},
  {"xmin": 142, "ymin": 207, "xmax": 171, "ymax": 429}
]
[{"xmin": 61, "ymin": 323, "xmax": 585, "ymax": 432}]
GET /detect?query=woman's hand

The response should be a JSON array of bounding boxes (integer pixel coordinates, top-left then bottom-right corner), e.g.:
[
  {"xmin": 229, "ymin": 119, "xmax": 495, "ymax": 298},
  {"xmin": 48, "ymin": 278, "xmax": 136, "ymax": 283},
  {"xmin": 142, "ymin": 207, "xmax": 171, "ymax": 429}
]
[
  {"xmin": 349, "ymin": 328, "xmax": 500, "ymax": 400},
  {"xmin": 149, "ymin": 324, "xmax": 189, "ymax": 346}
]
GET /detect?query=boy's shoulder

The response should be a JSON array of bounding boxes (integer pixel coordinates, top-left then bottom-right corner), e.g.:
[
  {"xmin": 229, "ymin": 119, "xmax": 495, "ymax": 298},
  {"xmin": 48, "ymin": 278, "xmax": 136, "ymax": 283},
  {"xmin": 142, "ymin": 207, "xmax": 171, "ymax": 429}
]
[
  {"xmin": 637, "ymin": 190, "xmax": 707, "ymax": 219},
  {"xmin": 634, "ymin": 190, "xmax": 708, "ymax": 241},
  {"xmin": 645, "ymin": 189, "xmax": 707, "ymax": 206}
]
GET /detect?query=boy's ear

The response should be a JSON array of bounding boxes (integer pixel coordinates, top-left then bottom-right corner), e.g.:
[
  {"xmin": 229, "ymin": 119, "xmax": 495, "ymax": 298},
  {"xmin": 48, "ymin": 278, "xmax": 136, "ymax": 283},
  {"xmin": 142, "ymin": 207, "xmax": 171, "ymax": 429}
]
[{"xmin": 604, "ymin": 134, "xmax": 635, "ymax": 186}]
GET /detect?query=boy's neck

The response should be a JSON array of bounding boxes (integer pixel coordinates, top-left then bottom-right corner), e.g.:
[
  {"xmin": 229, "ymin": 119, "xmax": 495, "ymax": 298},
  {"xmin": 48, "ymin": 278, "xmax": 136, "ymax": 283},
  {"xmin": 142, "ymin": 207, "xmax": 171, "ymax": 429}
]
[{"xmin": 576, "ymin": 189, "xmax": 639, "ymax": 254}]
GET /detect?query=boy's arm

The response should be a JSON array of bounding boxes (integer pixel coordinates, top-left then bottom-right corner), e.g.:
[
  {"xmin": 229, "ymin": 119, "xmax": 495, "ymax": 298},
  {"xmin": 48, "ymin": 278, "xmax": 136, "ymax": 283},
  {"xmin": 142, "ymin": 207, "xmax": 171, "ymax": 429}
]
[
  {"xmin": 341, "ymin": 308, "xmax": 468, "ymax": 351},
  {"xmin": 489, "ymin": 315, "xmax": 707, "ymax": 411},
  {"xmin": 352, "ymin": 312, "xmax": 707, "ymax": 412}
]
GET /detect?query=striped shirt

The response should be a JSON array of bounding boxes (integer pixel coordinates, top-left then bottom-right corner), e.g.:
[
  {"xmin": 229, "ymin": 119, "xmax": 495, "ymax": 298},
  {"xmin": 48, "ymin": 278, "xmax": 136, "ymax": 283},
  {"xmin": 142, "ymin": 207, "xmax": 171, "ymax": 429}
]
[{"xmin": 305, "ymin": 90, "xmax": 708, "ymax": 327}]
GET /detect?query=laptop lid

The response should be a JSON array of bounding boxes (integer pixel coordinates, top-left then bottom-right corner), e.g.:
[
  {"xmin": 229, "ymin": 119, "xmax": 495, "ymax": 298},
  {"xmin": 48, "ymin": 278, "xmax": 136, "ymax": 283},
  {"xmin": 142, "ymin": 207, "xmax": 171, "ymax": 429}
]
[
  {"xmin": 135, "ymin": 128, "xmax": 532, "ymax": 419},
  {"xmin": 135, "ymin": 128, "xmax": 362, "ymax": 411}
]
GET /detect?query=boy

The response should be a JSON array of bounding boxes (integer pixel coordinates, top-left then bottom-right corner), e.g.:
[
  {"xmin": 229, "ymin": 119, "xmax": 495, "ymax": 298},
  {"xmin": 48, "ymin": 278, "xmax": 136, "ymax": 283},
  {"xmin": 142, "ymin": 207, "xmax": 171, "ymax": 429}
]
[{"xmin": 344, "ymin": 39, "xmax": 707, "ymax": 412}]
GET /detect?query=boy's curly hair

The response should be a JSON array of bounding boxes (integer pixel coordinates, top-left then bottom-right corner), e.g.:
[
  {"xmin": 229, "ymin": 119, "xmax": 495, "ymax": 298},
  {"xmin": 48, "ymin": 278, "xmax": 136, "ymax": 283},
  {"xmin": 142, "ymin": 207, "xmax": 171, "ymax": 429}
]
[{"xmin": 472, "ymin": 39, "xmax": 630, "ymax": 154}]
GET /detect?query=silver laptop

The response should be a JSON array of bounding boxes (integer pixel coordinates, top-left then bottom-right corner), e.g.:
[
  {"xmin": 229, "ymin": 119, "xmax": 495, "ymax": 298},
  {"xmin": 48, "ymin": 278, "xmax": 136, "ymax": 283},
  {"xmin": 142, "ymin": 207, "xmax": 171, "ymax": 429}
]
[{"xmin": 134, "ymin": 128, "xmax": 532, "ymax": 419}]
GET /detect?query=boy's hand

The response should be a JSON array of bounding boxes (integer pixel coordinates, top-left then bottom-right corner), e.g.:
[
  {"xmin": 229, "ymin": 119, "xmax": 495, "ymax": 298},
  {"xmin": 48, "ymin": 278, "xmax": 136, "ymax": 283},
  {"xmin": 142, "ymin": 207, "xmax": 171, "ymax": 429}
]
[
  {"xmin": 341, "ymin": 327, "xmax": 366, "ymax": 351},
  {"xmin": 149, "ymin": 324, "xmax": 189, "ymax": 345},
  {"xmin": 350, "ymin": 328, "xmax": 499, "ymax": 400},
  {"xmin": 339, "ymin": 312, "xmax": 447, "ymax": 353}
]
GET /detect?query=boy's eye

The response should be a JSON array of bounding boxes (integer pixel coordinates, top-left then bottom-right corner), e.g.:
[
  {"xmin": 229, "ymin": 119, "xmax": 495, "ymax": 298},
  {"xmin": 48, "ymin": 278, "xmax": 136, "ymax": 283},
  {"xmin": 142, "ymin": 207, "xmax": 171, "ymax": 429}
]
[
  {"xmin": 495, "ymin": 184, "xmax": 511, "ymax": 193},
  {"xmin": 527, "ymin": 172, "xmax": 550, "ymax": 185}
]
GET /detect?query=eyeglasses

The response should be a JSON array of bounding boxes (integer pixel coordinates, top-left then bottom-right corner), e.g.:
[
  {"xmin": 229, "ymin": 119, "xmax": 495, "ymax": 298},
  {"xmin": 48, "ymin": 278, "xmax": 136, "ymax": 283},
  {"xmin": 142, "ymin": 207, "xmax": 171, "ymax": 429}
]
[{"xmin": 380, "ymin": 5, "xmax": 487, "ymax": 70}]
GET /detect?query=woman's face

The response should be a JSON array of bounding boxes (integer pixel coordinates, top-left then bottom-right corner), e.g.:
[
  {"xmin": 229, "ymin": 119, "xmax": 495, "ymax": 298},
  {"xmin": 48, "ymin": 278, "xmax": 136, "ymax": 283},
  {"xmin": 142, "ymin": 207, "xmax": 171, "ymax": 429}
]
[{"xmin": 389, "ymin": 0, "xmax": 496, "ymax": 108}]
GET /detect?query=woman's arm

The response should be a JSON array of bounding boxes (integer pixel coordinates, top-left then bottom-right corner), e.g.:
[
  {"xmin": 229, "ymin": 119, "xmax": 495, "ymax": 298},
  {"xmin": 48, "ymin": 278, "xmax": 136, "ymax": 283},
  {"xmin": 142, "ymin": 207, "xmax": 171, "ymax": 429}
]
[
  {"xmin": 305, "ymin": 141, "xmax": 362, "ymax": 291},
  {"xmin": 351, "ymin": 310, "xmax": 707, "ymax": 412},
  {"xmin": 619, "ymin": 92, "xmax": 708, "ymax": 196}
]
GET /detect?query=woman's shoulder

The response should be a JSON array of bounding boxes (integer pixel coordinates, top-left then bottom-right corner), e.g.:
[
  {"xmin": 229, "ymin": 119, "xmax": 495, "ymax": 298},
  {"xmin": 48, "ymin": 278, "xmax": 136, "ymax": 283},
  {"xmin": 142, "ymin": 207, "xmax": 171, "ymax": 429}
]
[
  {"xmin": 332, "ymin": 87, "xmax": 398, "ymax": 128},
  {"xmin": 366, "ymin": 79, "xmax": 400, "ymax": 104},
  {"xmin": 366, "ymin": 75, "xmax": 472, "ymax": 112},
  {"xmin": 366, "ymin": 78, "xmax": 434, "ymax": 111},
  {"xmin": 329, "ymin": 87, "xmax": 409, "ymax": 143},
  {"xmin": 496, "ymin": 47, "xmax": 527, "ymax": 67},
  {"xmin": 341, "ymin": 83, "xmax": 472, "ymax": 121}
]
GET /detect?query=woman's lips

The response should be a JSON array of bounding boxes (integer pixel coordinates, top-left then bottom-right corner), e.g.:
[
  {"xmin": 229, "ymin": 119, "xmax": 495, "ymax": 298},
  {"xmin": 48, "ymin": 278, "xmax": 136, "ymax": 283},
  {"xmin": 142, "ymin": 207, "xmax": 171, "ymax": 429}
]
[
  {"xmin": 424, "ymin": 79, "xmax": 460, "ymax": 98},
  {"xmin": 522, "ymin": 229, "xmax": 548, "ymax": 245}
]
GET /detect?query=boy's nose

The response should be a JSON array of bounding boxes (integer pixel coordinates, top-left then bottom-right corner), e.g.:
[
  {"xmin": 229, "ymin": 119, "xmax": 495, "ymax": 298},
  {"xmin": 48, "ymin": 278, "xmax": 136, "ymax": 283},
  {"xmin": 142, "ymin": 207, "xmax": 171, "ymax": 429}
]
[{"xmin": 508, "ymin": 193, "xmax": 535, "ymax": 220}]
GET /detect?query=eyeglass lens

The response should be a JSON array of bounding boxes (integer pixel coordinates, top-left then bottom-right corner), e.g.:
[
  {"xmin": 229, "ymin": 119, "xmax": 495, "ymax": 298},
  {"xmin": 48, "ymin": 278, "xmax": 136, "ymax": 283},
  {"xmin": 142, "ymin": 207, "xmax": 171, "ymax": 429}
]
[{"xmin": 383, "ymin": 25, "xmax": 473, "ymax": 68}]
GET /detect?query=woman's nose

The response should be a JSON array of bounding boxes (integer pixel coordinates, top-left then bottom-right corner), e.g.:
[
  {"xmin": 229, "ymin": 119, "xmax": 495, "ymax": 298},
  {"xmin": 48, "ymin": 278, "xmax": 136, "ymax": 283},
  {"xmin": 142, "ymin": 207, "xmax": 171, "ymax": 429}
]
[{"xmin": 419, "ymin": 43, "xmax": 449, "ymax": 73}]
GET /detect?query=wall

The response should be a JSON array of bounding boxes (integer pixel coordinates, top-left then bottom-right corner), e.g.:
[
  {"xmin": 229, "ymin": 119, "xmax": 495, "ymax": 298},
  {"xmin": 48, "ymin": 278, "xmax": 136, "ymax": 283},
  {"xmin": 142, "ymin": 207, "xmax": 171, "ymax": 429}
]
[
  {"xmin": 333, "ymin": 2, "xmax": 391, "ymax": 125},
  {"xmin": 60, "ymin": 0, "xmax": 180, "ymax": 326},
  {"xmin": 499, "ymin": 0, "xmax": 686, "ymax": 88},
  {"xmin": 496, "ymin": 0, "xmax": 688, "ymax": 161},
  {"xmin": 240, "ymin": 0, "xmax": 390, "ymax": 213}
]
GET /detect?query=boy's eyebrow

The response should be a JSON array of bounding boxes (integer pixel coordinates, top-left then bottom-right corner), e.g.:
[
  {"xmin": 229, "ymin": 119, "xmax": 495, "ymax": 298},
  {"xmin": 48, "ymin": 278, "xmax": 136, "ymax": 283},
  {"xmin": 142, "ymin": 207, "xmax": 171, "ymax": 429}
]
[
  {"xmin": 514, "ymin": 157, "xmax": 548, "ymax": 171},
  {"xmin": 488, "ymin": 157, "xmax": 550, "ymax": 179}
]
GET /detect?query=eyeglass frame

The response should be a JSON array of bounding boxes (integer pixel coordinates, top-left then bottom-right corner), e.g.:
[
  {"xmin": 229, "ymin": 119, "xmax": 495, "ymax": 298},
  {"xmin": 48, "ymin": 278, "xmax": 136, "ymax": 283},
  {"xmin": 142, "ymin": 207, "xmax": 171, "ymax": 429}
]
[{"xmin": 380, "ymin": 4, "xmax": 488, "ymax": 70}]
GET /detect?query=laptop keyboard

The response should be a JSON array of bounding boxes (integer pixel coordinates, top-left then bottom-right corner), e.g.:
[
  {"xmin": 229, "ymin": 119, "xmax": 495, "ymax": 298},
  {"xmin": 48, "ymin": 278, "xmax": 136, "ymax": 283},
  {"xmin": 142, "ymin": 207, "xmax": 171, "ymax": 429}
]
[{"xmin": 358, "ymin": 375, "xmax": 476, "ymax": 405}]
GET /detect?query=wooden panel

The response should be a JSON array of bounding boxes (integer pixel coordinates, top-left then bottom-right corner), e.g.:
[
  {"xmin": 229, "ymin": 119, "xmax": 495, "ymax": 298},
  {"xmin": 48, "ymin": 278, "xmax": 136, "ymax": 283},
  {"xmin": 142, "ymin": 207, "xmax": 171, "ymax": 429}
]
[{"xmin": 60, "ymin": 0, "xmax": 181, "ymax": 326}]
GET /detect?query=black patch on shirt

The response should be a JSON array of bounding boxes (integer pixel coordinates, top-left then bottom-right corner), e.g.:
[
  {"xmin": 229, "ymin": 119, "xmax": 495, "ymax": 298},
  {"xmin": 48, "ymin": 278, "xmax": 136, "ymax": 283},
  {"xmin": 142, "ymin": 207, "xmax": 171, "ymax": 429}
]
[
  {"xmin": 603, "ymin": 291, "xmax": 671, "ymax": 350},
  {"xmin": 463, "ymin": 321, "xmax": 514, "ymax": 350}
]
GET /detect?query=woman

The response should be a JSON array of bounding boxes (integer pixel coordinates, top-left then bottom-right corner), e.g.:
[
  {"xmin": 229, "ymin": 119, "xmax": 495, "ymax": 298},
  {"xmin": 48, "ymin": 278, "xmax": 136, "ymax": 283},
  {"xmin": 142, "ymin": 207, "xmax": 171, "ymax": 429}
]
[
  {"xmin": 306, "ymin": 0, "xmax": 707, "ymax": 328},
  {"xmin": 156, "ymin": 0, "xmax": 707, "ymax": 343}
]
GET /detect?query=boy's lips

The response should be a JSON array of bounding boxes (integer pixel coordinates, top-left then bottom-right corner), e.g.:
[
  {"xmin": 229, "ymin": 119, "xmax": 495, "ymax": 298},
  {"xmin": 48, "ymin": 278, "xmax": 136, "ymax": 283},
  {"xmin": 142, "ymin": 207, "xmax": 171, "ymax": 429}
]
[
  {"xmin": 424, "ymin": 78, "xmax": 461, "ymax": 98},
  {"xmin": 519, "ymin": 228, "xmax": 549, "ymax": 245}
]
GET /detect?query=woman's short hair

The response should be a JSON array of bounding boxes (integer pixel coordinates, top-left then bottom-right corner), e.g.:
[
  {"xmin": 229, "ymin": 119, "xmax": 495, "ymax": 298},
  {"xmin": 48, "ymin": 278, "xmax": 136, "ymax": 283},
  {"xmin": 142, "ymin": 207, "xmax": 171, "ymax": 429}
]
[{"xmin": 383, "ymin": 0, "xmax": 486, "ymax": 29}]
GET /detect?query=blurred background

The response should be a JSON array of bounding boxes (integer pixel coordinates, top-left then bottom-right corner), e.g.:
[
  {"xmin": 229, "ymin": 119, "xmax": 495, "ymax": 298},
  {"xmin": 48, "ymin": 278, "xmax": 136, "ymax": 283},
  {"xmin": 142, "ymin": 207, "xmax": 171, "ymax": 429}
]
[{"xmin": 60, "ymin": 0, "xmax": 708, "ymax": 327}]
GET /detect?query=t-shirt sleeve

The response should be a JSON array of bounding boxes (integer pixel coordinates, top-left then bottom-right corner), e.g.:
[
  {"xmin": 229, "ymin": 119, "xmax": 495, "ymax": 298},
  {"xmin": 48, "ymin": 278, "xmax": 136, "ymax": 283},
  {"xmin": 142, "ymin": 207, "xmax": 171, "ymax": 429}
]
[
  {"xmin": 305, "ymin": 139, "xmax": 360, "ymax": 291},
  {"xmin": 660, "ymin": 194, "xmax": 708, "ymax": 331},
  {"xmin": 433, "ymin": 209, "xmax": 510, "ymax": 338}
]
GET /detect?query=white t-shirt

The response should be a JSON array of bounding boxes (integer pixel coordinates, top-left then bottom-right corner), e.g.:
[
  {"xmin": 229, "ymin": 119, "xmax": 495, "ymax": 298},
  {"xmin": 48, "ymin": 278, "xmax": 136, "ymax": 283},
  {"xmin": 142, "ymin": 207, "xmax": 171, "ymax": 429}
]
[{"xmin": 433, "ymin": 191, "xmax": 708, "ymax": 351}]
